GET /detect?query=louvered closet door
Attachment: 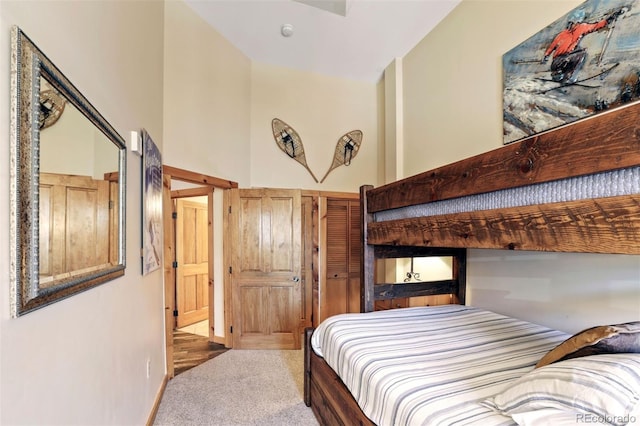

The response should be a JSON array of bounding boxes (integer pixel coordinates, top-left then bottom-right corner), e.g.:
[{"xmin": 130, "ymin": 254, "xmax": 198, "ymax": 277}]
[{"xmin": 320, "ymin": 198, "xmax": 361, "ymax": 323}]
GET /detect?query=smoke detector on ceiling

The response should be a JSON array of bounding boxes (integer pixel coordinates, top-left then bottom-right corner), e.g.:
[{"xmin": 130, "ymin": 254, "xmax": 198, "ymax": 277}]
[{"xmin": 281, "ymin": 24, "xmax": 294, "ymax": 37}]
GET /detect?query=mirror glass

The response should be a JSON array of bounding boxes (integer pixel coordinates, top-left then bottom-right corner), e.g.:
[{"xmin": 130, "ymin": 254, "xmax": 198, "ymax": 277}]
[{"xmin": 10, "ymin": 26, "xmax": 126, "ymax": 316}]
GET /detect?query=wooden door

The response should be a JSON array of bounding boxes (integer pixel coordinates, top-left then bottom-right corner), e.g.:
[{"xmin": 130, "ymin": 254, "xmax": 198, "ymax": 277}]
[
  {"xmin": 229, "ymin": 188, "xmax": 301, "ymax": 349},
  {"xmin": 39, "ymin": 172, "xmax": 112, "ymax": 286},
  {"xmin": 319, "ymin": 198, "xmax": 361, "ymax": 323},
  {"xmin": 175, "ymin": 198, "xmax": 209, "ymax": 328}
]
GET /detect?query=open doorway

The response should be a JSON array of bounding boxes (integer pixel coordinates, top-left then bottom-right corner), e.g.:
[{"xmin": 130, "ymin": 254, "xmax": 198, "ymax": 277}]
[{"xmin": 162, "ymin": 165, "xmax": 238, "ymax": 377}]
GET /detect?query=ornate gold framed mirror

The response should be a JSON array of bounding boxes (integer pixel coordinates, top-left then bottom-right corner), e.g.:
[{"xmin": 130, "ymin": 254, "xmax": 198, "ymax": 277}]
[{"xmin": 10, "ymin": 26, "xmax": 127, "ymax": 316}]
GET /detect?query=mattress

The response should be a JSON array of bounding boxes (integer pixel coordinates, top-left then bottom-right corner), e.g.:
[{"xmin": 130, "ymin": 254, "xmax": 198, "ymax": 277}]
[
  {"xmin": 311, "ymin": 305, "xmax": 569, "ymax": 426},
  {"xmin": 375, "ymin": 166, "xmax": 640, "ymax": 222}
]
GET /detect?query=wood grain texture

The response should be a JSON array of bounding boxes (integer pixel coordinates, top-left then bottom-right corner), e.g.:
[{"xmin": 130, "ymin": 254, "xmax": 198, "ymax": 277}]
[
  {"xmin": 39, "ymin": 173, "xmax": 112, "ymax": 282},
  {"xmin": 230, "ymin": 188, "xmax": 302, "ymax": 349},
  {"xmin": 366, "ymin": 104, "xmax": 640, "ymax": 213},
  {"xmin": 175, "ymin": 199, "xmax": 209, "ymax": 328},
  {"xmin": 361, "ymin": 182, "xmax": 468, "ymax": 312},
  {"xmin": 309, "ymin": 350, "xmax": 374, "ymax": 425},
  {"xmin": 162, "ymin": 165, "xmax": 238, "ymax": 189},
  {"xmin": 374, "ymin": 280, "xmax": 458, "ymax": 300},
  {"xmin": 367, "ymin": 194, "xmax": 640, "ymax": 254},
  {"xmin": 319, "ymin": 198, "xmax": 362, "ymax": 322},
  {"xmin": 173, "ymin": 330, "xmax": 227, "ymax": 376},
  {"xmin": 360, "ymin": 185, "xmax": 376, "ymax": 313}
]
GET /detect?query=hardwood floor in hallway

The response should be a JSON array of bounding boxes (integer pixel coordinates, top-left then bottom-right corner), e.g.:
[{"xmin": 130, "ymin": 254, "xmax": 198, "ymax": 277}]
[{"xmin": 173, "ymin": 326, "xmax": 228, "ymax": 376}]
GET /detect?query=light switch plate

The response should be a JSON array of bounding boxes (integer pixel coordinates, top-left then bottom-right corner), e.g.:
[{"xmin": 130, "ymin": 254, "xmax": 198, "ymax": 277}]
[{"xmin": 130, "ymin": 130, "xmax": 142, "ymax": 156}]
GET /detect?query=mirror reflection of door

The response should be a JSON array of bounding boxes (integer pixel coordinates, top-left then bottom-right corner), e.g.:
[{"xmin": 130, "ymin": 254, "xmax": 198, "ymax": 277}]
[
  {"xmin": 39, "ymin": 173, "xmax": 116, "ymax": 288},
  {"xmin": 175, "ymin": 198, "xmax": 210, "ymax": 329},
  {"xmin": 38, "ymin": 78, "xmax": 120, "ymax": 288}
]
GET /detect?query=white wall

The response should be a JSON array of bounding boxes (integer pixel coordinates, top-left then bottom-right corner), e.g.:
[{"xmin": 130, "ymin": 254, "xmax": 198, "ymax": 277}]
[
  {"xmin": 401, "ymin": 0, "xmax": 640, "ymax": 333},
  {"xmin": 0, "ymin": 1, "xmax": 166, "ymax": 424},
  {"xmin": 249, "ymin": 62, "xmax": 378, "ymax": 192}
]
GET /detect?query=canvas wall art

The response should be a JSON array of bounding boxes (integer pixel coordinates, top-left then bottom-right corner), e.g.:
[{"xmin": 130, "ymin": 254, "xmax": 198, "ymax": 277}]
[
  {"xmin": 142, "ymin": 129, "xmax": 163, "ymax": 275},
  {"xmin": 502, "ymin": 0, "xmax": 640, "ymax": 144}
]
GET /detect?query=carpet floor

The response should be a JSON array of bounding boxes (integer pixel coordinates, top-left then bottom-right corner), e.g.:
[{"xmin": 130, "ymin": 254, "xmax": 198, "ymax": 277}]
[{"xmin": 154, "ymin": 349, "xmax": 319, "ymax": 426}]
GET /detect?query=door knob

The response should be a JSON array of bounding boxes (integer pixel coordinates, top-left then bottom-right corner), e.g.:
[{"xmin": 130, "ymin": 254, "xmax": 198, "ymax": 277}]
[{"xmin": 292, "ymin": 276, "xmax": 300, "ymax": 282}]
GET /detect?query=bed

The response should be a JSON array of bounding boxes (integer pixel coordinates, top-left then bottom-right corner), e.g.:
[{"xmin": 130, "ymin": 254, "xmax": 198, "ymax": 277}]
[{"xmin": 303, "ymin": 103, "xmax": 640, "ymax": 426}]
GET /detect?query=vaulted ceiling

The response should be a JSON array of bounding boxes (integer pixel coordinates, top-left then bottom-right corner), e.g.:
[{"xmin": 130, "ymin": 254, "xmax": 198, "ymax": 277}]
[{"xmin": 184, "ymin": 0, "xmax": 461, "ymax": 83}]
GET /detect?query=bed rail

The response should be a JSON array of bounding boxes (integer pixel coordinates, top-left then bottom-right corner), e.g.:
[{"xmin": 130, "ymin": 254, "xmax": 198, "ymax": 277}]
[{"xmin": 360, "ymin": 185, "xmax": 467, "ymax": 313}]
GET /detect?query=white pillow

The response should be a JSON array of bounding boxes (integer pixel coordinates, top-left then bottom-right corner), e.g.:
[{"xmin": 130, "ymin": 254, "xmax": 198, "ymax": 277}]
[{"xmin": 484, "ymin": 354, "xmax": 640, "ymax": 426}]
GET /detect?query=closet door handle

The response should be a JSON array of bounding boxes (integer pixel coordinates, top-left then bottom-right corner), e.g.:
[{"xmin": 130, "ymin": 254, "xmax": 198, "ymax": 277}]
[{"xmin": 292, "ymin": 276, "xmax": 300, "ymax": 282}]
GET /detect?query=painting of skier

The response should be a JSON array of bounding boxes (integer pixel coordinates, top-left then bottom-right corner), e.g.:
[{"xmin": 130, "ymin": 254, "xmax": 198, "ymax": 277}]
[{"xmin": 502, "ymin": 0, "xmax": 640, "ymax": 144}]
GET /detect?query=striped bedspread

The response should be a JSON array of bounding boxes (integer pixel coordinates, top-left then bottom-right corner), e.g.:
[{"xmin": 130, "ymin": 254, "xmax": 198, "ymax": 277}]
[{"xmin": 311, "ymin": 305, "xmax": 569, "ymax": 426}]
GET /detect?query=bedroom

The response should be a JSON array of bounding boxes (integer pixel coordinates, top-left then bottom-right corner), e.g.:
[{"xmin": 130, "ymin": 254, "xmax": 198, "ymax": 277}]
[{"xmin": 0, "ymin": 0, "xmax": 638, "ymax": 425}]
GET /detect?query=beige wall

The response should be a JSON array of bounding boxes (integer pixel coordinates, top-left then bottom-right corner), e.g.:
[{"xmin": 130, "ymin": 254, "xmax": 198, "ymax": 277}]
[
  {"xmin": 403, "ymin": 1, "xmax": 585, "ymax": 175},
  {"xmin": 401, "ymin": 0, "xmax": 640, "ymax": 333},
  {"xmin": 163, "ymin": 0, "xmax": 252, "ymax": 187},
  {"xmin": 0, "ymin": 1, "xmax": 166, "ymax": 424},
  {"xmin": 249, "ymin": 62, "xmax": 378, "ymax": 192},
  {"xmin": 383, "ymin": 59, "xmax": 401, "ymax": 184}
]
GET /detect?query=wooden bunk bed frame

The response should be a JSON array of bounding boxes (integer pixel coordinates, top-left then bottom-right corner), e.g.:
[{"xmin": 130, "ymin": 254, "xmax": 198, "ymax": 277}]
[{"xmin": 304, "ymin": 103, "xmax": 640, "ymax": 425}]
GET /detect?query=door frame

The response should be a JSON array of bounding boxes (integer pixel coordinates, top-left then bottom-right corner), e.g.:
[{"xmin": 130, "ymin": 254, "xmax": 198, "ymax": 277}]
[{"xmin": 162, "ymin": 165, "xmax": 237, "ymax": 378}]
